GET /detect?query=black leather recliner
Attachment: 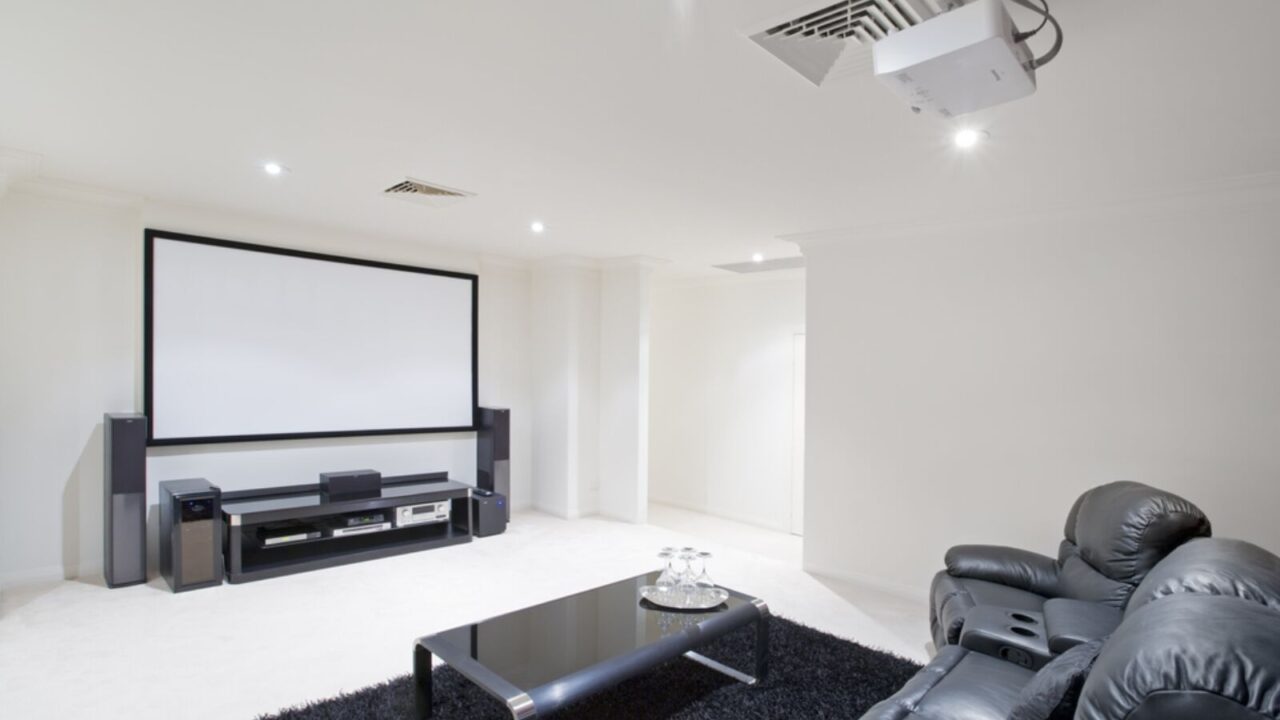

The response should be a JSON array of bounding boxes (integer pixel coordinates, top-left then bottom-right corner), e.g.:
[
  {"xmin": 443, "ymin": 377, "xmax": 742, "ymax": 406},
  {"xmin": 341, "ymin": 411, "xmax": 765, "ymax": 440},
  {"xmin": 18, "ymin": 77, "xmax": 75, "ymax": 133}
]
[
  {"xmin": 930, "ymin": 481, "xmax": 1211, "ymax": 648},
  {"xmin": 862, "ymin": 537, "xmax": 1280, "ymax": 720}
]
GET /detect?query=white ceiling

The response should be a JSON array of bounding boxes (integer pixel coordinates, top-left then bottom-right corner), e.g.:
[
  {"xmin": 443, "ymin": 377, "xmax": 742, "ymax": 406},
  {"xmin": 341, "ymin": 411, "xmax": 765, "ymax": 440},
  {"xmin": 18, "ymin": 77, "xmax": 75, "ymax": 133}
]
[{"xmin": 2, "ymin": 0, "xmax": 1278, "ymax": 273}]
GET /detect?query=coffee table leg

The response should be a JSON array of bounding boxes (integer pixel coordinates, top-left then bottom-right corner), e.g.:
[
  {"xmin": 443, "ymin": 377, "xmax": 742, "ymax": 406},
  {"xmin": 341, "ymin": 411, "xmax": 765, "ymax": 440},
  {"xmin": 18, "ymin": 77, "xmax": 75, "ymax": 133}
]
[
  {"xmin": 414, "ymin": 642, "xmax": 434, "ymax": 719},
  {"xmin": 683, "ymin": 602, "xmax": 771, "ymax": 686},
  {"xmin": 754, "ymin": 608, "xmax": 770, "ymax": 683}
]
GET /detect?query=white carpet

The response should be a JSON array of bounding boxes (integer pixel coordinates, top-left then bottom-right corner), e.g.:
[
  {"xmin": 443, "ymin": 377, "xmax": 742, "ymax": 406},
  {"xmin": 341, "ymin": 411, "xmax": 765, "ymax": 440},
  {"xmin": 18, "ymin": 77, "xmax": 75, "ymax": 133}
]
[{"xmin": 0, "ymin": 509, "xmax": 927, "ymax": 719}]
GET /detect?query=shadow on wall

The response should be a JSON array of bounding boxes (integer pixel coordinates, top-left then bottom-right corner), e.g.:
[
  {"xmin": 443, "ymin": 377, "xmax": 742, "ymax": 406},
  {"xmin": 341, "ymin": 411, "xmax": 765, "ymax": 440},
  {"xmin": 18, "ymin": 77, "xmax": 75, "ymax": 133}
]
[
  {"xmin": 809, "ymin": 572, "xmax": 933, "ymax": 661},
  {"xmin": 62, "ymin": 422, "xmax": 106, "ymax": 585}
]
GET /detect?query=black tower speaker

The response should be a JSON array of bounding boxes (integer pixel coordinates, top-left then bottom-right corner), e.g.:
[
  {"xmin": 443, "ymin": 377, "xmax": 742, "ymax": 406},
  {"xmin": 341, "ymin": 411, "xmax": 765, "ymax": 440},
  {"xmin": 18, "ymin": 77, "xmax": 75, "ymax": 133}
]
[
  {"xmin": 476, "ymin": 407, "xmax": 510, "ymax": 520},
  {"xmin": 104, "ymin": 413, "xmax": 147, "ymax": 588},
  {"xmin": 159, "ymin": 479, "xmax": 223, "ymax": 592}
]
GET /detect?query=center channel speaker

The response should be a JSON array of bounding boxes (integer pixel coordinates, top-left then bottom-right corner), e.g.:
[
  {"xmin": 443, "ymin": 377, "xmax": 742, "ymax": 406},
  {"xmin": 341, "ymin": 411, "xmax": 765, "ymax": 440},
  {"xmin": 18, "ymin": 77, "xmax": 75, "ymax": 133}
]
[
  {"xmin": 476, "ymin": 407, "xmax": 510, "ymax": 520},
  {"xmin": 104, "ymin": 413, "xmax": 147, "ymax": 588}
]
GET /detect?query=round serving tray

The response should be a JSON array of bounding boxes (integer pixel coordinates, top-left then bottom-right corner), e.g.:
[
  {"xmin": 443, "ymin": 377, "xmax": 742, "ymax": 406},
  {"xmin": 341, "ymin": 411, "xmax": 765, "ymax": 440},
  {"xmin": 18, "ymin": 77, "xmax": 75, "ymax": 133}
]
[{"xmin": 639, "ymin": 584, "xmax": 730, "ymax": 611}]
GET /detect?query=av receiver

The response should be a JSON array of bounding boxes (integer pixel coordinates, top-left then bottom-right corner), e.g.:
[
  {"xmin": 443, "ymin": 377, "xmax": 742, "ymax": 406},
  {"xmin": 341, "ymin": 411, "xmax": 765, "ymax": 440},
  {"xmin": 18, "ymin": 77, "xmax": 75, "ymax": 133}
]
[{"xmin": 396, "ymin": 501, "xmax": 451, "ymax": 527}]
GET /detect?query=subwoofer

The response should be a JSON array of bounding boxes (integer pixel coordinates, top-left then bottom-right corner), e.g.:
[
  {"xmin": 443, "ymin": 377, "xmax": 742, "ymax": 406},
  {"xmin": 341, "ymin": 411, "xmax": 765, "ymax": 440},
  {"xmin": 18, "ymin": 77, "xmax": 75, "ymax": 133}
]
[
  {"xmin": 476, "ymin": 407, "xmax": 510, "ymax": 520},
  {"xmin": 104, "ymin": 413, "xmax": 147, "ymax": 588},
  {"xmin": 159, "ymin": 478, "xmax": 223, "ymax": 592},
  {"xmin": 470, "ymin": 489, "xmax": 508, "ymax": 537}
]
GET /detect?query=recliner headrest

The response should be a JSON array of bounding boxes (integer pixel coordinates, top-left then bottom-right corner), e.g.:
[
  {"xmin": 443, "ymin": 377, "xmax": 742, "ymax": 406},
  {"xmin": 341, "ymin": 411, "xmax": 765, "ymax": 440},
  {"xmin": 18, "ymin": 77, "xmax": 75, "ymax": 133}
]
[
  {"xmin": 1065, "ymin": 481, "xmax": 1211, "ymax": 585},
  {"xmin": 1126, "ymin": 537, "xmax": 1280, "ymax": 617}
]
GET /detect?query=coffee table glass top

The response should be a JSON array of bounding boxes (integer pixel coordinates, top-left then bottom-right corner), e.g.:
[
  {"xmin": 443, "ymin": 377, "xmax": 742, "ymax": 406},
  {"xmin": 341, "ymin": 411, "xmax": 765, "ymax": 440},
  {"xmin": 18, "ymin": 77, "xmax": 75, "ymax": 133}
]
[{"xmin": 424, "ymin": 571, "xmax": 757, "ymax": 691}]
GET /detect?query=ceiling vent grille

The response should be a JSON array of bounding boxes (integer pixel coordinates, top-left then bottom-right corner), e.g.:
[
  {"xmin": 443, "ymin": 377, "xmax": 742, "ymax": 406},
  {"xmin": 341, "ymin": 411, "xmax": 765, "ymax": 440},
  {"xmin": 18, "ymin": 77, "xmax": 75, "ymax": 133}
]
[
  {"xmin": 765, "ymin": 0, "xmax": 920, "ymax": 41},
  {"xmin": 748, "ymin": 0, "xmax": 950, "ymax": 85},
  {"xmin": 382, "ymin": 177, "xmax": 475, "ymax": 207}
]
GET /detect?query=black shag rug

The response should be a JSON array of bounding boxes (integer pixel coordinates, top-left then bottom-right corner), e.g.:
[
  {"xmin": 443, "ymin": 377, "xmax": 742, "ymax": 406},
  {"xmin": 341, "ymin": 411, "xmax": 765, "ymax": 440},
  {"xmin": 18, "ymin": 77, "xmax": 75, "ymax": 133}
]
[{"xmin": 260, "ymin": 617, "xmax": 919, "ymax": 719}]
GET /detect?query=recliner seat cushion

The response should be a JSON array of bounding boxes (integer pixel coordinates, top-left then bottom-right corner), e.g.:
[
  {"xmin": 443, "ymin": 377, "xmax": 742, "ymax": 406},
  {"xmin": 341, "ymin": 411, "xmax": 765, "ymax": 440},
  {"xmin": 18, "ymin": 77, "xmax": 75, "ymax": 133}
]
[
  {"xmin": 860, "ymin": 645, "xmax": 1035, "ymax": 720},
  {"xmin": 1052, "ymin": 552, "xmax": 1133, "ymax": 606}
]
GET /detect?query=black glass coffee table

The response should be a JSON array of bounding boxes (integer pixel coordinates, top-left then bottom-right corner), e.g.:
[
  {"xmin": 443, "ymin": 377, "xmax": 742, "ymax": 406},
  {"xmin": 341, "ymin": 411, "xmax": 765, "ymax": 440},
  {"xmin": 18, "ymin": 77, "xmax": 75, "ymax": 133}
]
[{"xmin": 414, "ymin": 572, "xmax": 769, "ymax": 718}]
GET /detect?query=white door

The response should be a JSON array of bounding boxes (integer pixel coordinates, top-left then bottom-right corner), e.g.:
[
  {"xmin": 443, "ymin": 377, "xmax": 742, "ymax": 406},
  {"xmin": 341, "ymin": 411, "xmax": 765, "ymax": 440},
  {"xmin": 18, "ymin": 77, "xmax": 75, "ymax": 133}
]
[{"xmin": 791, "ymin": 333, "xmax": 806, "ymax": 536}]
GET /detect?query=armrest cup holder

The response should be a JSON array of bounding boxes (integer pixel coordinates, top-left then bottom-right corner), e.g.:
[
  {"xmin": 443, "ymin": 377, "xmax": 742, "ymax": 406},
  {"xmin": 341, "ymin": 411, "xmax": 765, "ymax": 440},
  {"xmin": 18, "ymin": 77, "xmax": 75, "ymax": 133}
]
[{"xmin": 958, "ymin": 606, "xmax": 1054, "ymax": 670}]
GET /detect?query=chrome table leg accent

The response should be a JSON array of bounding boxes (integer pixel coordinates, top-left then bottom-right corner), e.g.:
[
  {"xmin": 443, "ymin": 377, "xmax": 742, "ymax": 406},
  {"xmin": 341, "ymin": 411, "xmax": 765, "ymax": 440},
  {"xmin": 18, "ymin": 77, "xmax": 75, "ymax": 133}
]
[
  {"xmin": 753, "ymin": 599, "xmax": 771, "ymax": 683},
  {"xmin": 684, "ymin": 651, "xmax": 759, "ymax": 685},
  {"xmin": 506, "ymin": 692, "xmax": 537, "ymax": 719}
]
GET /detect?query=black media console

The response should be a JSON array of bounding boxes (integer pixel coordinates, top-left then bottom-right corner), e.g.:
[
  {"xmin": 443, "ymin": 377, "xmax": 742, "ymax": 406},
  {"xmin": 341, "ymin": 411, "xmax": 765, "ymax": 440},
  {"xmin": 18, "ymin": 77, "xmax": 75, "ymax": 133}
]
[{"xmin": 221, "ymin": 472, "xmax": 474, "ymax": 583}]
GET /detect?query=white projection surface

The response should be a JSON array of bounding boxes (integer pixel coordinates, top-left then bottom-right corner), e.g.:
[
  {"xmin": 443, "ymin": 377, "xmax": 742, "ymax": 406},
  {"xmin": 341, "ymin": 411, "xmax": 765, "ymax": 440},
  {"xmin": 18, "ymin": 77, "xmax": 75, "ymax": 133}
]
[{"xmin": 148, "ymin": 235, "xmax": 475, "ymax": 442}]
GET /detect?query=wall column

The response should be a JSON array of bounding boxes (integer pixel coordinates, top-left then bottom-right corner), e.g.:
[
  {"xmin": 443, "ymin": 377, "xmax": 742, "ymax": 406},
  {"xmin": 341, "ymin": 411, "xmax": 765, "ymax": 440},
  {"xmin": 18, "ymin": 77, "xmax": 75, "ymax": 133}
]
[
  {"xmin": 597, "ymin": 259, "xmax": 659, "ymax": 523},
  {"xmin": 529, "ymin": 258, "xmax": 600, "ymax": 518}
]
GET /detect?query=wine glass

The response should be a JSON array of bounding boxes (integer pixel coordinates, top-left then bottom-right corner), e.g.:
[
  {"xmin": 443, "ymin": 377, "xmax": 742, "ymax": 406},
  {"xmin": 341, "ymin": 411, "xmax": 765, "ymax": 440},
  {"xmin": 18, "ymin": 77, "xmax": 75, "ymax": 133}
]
[
  {"xmin": 677, "ymin": 547, "xmax": 698, "ymax": 606},
  {"xmin": 656, "ymin": 547, "xmax": 677, "ymax": 590},
  {"xmin": 693, "ymin": 551, "xmax": 716, "ymax": 603}
]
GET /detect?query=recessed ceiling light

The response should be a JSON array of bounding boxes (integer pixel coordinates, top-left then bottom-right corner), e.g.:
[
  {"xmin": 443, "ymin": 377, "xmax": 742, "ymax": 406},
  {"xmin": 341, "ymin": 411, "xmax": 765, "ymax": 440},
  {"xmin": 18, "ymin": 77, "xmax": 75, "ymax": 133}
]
[
  {"xmin": 530, "ymin": 221, "xmax": 545, "ymax": 234},
  {"xmin": 262, "ymin": 162, "xmax": 287, "ymax": 176},
  {"xmin": 751, "ymin": 252, "xmax": 765, "ymax": 263},
  {"xmin": 953, "ymin": 129, "xmax": 988, "ymax": 149}
]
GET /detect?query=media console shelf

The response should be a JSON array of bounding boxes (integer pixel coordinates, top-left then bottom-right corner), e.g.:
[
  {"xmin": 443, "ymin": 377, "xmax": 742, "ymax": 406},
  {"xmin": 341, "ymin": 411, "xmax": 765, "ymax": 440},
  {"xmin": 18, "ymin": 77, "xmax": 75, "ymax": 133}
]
[{"xmin": 221, "ymin": 474, "xmax": 473, "ymax": 583}]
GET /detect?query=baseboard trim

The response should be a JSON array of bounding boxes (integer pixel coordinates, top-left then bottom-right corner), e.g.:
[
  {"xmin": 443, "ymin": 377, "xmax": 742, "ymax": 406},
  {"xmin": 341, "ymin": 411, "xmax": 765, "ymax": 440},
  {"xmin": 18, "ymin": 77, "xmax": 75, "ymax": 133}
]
[
  {"xmin": 648, "ymin": 500, "xmax": 793, "ymax": 535},
  {"xmin": 0, "ymin": 564, "xmax": 66, "ymax": 591},
  {"xmin": 803, "ymin": 562, "xmax": 929, "ymax": 604}
]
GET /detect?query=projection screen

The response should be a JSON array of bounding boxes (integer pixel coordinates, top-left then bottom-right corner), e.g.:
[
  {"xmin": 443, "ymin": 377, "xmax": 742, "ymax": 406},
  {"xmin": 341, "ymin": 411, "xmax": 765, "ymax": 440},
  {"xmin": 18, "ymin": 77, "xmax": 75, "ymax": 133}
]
[{"xmin": 145, "ymin": 230, "xmax": 477, "ymax": 444}]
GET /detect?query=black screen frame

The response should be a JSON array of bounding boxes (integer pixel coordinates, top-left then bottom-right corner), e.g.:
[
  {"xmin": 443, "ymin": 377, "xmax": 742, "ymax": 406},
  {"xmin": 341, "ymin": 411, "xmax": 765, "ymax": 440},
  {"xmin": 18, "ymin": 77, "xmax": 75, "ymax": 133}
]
[{"xmin": 143, "ymin": 229, "xmax": 479, "ymax": 447}]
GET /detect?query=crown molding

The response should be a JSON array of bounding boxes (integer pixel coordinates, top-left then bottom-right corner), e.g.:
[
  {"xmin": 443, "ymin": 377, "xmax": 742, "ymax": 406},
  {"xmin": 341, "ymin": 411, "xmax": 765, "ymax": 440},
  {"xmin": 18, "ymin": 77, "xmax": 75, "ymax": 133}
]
[
  {"xmin": 597, "ymin": 255, "xmax": 671, "ymax": 270},
  {"xmin": 478, "ymin": 253, "xmax": 532, "ymax": 272},
  {"xmin": 654, "ymin": 266, "xmax": 806, "ymax": 291},
  {"xmin": 532, "ymin": 255, "xmax": 601, "ymax": 271},
  {"xmin": 786, "ymin": 170, "xmax": 1280, "ymax": 248}
]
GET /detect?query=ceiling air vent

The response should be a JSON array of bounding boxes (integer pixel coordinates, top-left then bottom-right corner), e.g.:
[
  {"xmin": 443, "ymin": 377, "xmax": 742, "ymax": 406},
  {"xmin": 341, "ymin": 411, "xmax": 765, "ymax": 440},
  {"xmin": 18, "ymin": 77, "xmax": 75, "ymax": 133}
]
[
  {"xmin": 382, "ymin": 177, "xmax": 475, "ymax": 207},
  {"xmin": 748, "ymin": 0, "xmax": 950, "ymax": 85}
]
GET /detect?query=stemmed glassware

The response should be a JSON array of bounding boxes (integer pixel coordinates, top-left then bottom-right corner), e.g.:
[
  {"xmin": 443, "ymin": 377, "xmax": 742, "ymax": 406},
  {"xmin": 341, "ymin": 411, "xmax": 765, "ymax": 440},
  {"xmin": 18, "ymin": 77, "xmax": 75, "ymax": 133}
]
[
  {"xmin": 656, "ymin": 547, "xmax": 677, "ymax": 589},
  {"xmin": 676, "ymin": 547, "xmax": 698, "ymax": 599},
  {"xmin": 643, "ymin": 545, "xmax": 727, "ymax": 610},
  {"xmin": 693, "ymin": 551, "xmax": 716, "ymax": 594}
]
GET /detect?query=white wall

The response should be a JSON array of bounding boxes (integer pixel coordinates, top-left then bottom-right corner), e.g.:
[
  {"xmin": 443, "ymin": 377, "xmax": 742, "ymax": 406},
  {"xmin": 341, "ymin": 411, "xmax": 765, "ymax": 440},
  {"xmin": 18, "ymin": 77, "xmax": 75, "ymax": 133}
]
[
  {"xmin": 648, "ymin": 271, "xmax": 805, "ymax": 532},
  {"xmin": 0, "ymin": 188, "xmax": 140, "ymax": 586},
  {"xmin": 797, "ymin": 178, "xmax": 1280, "ymax": 597},
  {"xmin": 0, "ymin": 188, "xmax": 533, "ymax": 586},
  {"xmin": 598, "ymin": 262, "xmax": 655, "ymax": 523},
  {"xmin": 477, "ymin": 258, "xmax": 534, "ymax": 518},
  {"xmin": 529, "ymin": 260, "xmax": 600, "ymax": 519},
  {"xmin": 528, "ymin": 258, "xmax": 656, "ymax": 522}
]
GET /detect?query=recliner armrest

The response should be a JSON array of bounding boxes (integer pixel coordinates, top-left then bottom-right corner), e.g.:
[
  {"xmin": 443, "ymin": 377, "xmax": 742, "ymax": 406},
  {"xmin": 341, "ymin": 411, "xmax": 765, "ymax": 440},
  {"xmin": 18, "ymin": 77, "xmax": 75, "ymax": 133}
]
[
  {"xmin": 945, "ymin": 545, "xmax": 1060, "ymax": 597},
  {"xmin": 1042, "ymin": 598, "xmax": 1121, "ymax": 653}
]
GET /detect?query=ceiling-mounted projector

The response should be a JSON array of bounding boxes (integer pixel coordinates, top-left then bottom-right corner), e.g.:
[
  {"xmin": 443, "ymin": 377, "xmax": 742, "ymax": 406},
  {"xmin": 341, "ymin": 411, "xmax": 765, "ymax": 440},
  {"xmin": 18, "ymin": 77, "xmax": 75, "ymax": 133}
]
[
  {"xmin": 747, "ymin": 0, "xmax": 1062, "ymax": 118},
  {"xmin": 873, "ymin": 0, "xmax": 1055, "ymax": 118}
]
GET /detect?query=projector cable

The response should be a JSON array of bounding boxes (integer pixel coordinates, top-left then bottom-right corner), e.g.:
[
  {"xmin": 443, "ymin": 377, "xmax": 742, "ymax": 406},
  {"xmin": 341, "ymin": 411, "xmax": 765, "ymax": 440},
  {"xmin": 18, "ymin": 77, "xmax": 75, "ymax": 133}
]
[{"xmin": 1009, "ymin": 0, "xmax": 1063, "ymax": 69}]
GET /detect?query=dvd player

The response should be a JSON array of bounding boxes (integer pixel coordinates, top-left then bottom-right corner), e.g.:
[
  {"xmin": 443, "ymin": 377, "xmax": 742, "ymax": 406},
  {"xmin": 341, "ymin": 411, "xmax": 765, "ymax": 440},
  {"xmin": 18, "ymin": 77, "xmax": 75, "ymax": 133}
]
[
  {"xmin": 330, "ymin": 522, "xmax": 392, "ymax": 537},
  {"xmin": 262, "ymin": 530, "xmax": 321, "ymax": 546},
  {"xmin": 341, "ymin": 512, "xmax": 386, "ymax": 527},
  {"xmin": 258, "ymin": 522, "xmax": 322, "ymax": 547}
]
